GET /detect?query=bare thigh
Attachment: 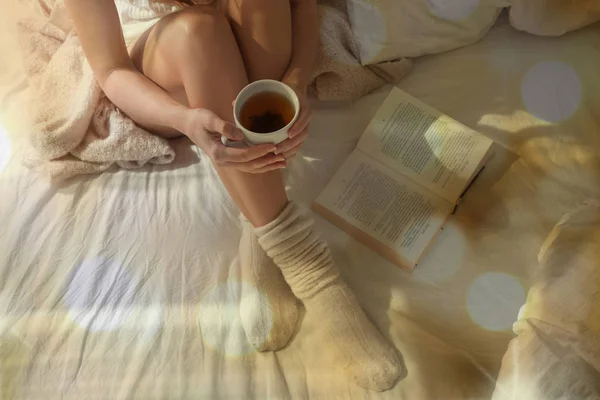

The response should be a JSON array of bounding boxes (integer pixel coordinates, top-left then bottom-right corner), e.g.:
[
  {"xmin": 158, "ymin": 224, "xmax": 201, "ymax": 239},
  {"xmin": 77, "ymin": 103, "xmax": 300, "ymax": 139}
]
[
  {"xmin": 128, "ymin": 4, "xmax": 294, "ymax": 226},
  {"xmin": 129, "ymin": 0, "xmax": 293, "ymax": 127},
  {"xmin": 129, "ymin": 5, "xmax": 248, "ymax": 138}
]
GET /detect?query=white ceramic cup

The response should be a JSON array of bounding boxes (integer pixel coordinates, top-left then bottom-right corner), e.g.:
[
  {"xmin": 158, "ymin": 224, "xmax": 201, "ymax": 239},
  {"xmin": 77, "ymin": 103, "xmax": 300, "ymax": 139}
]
[{"xmin": 228, "ymin": 79, "xmax": 300, "ymax": 146}]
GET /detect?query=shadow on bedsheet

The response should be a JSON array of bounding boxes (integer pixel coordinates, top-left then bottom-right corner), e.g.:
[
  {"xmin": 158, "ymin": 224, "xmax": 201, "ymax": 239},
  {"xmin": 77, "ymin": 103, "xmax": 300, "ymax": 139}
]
[
  {"xmin": 107, "ymin": 137, "xmax": 202, "ymax": 175},
  {"xmin": 49, "ymin": 137, "xmax": 203, "ymax": 190}
]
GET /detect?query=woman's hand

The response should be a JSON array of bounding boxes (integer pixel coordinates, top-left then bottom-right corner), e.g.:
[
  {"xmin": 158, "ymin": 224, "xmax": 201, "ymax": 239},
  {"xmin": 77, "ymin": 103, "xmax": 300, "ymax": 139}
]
[
  {"xmin": 182, "ymin": 108, "xmax": 287, "ymax": 173},
  {"xmin": 275, "ymin": 83, "xmax": 311, "ymax": 159}
]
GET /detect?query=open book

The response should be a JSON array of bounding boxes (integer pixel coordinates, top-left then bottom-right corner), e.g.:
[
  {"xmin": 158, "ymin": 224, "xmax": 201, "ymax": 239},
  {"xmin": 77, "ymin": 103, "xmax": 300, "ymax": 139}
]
[{"xmin": 313, "ymin": 87, "xmax": 494, "ymax": 271}]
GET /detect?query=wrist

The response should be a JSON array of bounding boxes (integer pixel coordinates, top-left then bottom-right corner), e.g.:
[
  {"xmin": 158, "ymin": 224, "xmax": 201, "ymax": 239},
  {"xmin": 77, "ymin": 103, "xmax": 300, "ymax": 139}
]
[{"xmin": 169, "ymin": 105, "xmax": 193, "ymax": 135}]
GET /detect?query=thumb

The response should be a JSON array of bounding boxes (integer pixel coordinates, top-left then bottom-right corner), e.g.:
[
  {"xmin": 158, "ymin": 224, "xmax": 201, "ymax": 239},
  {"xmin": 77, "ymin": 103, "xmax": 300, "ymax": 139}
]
[
  {"xmin": 220, "ymin": 121, "xmax": 244, "ymax": 141},
  {"xmin": 205, "ymin": 111, "xmax": 243, "ymax": 141}
]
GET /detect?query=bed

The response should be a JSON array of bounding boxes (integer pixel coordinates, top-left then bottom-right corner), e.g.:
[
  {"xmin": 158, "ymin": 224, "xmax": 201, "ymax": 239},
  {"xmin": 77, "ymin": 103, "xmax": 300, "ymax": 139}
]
[{"xmin": 2, "ymin": 3, "xmax": 600, "ymax": 399}]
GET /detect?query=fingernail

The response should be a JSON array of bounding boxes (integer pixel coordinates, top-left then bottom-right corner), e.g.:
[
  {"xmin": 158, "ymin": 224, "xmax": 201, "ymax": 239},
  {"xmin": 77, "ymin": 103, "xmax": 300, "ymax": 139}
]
[
  {"xmin": 277, "ymin": 156, "xmax": 286, "ymax": 162},
  {"xmin": 274, "ymin": 149, "xmax": 280, "ymax": 155}
]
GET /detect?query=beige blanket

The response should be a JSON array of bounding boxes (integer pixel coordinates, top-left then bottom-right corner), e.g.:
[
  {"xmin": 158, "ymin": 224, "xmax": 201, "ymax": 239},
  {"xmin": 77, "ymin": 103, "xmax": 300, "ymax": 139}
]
[
  {"xmin": 492, "ymin": 201, "xmax": 600, "ymax": 400},
  {"xmin": 311, "ymin": 0, "xmax": 412, "ymax": 101},
  {"xmin": 15, "ymin": 0, "xmax": 410, "ymax": 181},
  {"xmin": 17, "ymin": 4, "xmax": 176, "ymax": 182}
]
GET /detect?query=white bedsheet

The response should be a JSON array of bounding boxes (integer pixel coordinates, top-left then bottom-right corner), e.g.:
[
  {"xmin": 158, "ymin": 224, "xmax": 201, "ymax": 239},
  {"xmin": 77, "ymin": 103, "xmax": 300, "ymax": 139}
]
[{"xmin": 2, "ymin": 7, "xmax": 600, "ymax": 399}]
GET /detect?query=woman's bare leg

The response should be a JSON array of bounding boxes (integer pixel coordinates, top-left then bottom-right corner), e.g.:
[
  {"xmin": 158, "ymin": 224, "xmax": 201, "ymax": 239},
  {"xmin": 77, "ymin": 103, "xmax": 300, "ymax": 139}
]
[
  {"xmin": 130, "ymin": 5, "xmax": 290, "ymax": 226},
  {"xmin": 130, "ymin": 5, "xmax": 403, "ymax": 386},
  {"xmin": 214, "ymin": 0, "xmax": 294, "ymax": 224},
  {"xmin": 131, "ymin": 5, "xmax": 299, "ymax": 353},
  {"xmin": 226, "ymin": 4, "xmax": 402, "ymax": 388}
]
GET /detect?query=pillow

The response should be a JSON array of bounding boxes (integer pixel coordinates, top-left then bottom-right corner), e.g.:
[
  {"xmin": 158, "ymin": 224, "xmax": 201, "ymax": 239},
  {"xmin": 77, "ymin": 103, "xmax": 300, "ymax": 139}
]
[
  {"xmin": 491, "ymin": 201, "xmax": 600, "ymax": 400},
  {"xmin": 346, "ymin": 0, "xmax": 505, "ymax": 64},
  {"xmin": 509, "ymin": 0, "xmax": 600, "ymax": 36}
]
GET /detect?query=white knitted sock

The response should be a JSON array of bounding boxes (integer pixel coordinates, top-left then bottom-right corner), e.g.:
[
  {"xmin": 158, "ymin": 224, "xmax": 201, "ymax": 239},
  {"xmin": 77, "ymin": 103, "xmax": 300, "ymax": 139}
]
[
  {"xmin": 238, "ymin": 216, "xmax": 299, "ymax": 352},
  {"xmin": 255, "ymin": 202, "xmax": 403, "ymax": 391}
]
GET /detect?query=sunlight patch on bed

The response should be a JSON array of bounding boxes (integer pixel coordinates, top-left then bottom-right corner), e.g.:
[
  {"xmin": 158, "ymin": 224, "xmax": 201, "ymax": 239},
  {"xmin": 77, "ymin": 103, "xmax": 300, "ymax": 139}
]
[
  {"xmin": 143, "ymin": 305, "xmax": 163, "ymax": 337},
  {"xmin": 0, "ymin": 126, "xmax": 11, "ymax": 173},
  {"xmin": 467, "ymin": 272, "xmax": 525, "ymax": 332},
  {"xmin": 413, "ymin": 222, "xmax": 465, "ymax": 283},
  {"xmin": 426, "ymin": 0, "xmax": 479, "ymax": 21},
  {"xmin": 66, "ymin": 257, "xmax": 135, "ymax": 332},
  {"xmin": 521, "ymin": 61, "xmax": 582, "ymax": 123},
  {"xmin": 478, "ymin": 110, "xmax": 551, "ymax": 133},
  {"xmin": 301, "ymin": 155, "xmax": 320, "ymax": 164},
  {"xmin": 0, "ymin": 334, "xmax": 31, "ymax": 399},
  {"xmin": 198, "ymin": 282, "xmax": 266, "ymax": 356}
]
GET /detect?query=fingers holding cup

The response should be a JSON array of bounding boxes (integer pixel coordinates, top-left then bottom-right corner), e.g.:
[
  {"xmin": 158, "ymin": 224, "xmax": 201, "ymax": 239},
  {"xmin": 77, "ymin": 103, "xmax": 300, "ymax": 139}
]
[
  {"xmin": 276, "ymin": 127, "xmax": 309, "ymax": 157},
  {"xmin": 287, "ymin": 90, "xmax": 310, "ymax": 139}
]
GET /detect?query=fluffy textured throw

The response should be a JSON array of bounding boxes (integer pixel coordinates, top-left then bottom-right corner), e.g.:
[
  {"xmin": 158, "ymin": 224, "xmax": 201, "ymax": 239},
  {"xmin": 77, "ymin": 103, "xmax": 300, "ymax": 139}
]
[
  {"xmin": 255, "ymin": 201, "xmax": 403, "ymax": 391},
  {"xmin": 310, "ymin": 0, "xmax": 412, "ymax": 101},
  {"xmin": 16, "ymin": 1, "xmax": 175, "ymax": 182}
]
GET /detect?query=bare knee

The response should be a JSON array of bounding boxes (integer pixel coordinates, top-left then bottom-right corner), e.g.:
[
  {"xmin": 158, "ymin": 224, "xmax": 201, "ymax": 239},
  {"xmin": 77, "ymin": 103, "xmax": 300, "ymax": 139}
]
[
  {"xmin": 132, "ymin": 6, "xmax": 231, "ymax": 99},
  {"xmin": 173, "ymin": 6, "xmax": 228, "ymax": 37},
  {"xmin": 153, "ymin": 6, "xmax": 233, "ymax": 59}
]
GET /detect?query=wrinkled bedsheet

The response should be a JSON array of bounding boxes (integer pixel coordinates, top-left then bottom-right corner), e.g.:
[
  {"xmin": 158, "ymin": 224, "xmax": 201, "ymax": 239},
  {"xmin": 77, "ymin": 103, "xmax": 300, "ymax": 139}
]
[{"xmin": 2, "ymin": 5, "xmax": 600, "ymax": 399}]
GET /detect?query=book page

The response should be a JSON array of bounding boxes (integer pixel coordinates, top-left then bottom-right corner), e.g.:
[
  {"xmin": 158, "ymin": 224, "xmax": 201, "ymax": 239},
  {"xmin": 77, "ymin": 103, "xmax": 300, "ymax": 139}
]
[
  {"xmin": 357, "ymin": 87, "xmax": 493, "ymax": 202},
  {"xmin": 314, "ymin": 151, "xmax": 453, "ymax": 268}
]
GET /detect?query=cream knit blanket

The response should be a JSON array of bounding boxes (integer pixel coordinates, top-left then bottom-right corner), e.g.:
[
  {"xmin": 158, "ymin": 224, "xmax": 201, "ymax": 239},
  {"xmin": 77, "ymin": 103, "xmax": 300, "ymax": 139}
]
[{"xmin": 17, "ymin": 0, "xmax": 176, "ymax": 181}]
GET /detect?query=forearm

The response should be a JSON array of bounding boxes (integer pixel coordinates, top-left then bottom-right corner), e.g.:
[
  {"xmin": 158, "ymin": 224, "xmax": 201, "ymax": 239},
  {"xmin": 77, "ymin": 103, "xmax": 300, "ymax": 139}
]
[
  {"xmin": 102, "ymin": 67, "xmax": 189, "ymax": 133},
  {"xmin": 282, "ymin": 0, "xmax": 319, "ymax": 89},
  {"xmin": 64, "ymin": 0, "xmax": 189, "ymax": 134}
]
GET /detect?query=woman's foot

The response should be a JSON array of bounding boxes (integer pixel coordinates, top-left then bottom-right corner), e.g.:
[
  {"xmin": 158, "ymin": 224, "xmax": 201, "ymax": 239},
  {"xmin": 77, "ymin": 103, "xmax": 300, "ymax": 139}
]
[
  {"xmin": 238, "ymin": 216, "xmax": 299, "ymax": 351},
  {"xmin": 255, "ymin": 202, "xmax": 403, "ymax": 391}
]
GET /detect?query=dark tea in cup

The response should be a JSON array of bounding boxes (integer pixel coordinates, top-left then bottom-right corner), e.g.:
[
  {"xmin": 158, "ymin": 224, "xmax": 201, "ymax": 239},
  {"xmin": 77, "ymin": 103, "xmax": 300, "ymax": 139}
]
[
  {"xmin": 239, "ymin": 91, "xmax": 296, "ymax": 134},
  {"xmin": 232, "ymin": 80, "xmax": 300, "ymax": 145}
]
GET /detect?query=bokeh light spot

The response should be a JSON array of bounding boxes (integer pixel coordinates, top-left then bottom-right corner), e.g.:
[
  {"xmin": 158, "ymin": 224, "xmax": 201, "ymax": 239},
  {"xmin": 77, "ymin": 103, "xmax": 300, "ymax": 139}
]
[
  {"xmin": 521, "ymin": 61, "xmax": 582, "ymax": 123},
  {"xmin": 467, "ymin": 272, "xmax": 526, "ymax": 331},
  {"xmin": 66, "ymin": 257, "xmax": 135, "ymax": 332}
]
